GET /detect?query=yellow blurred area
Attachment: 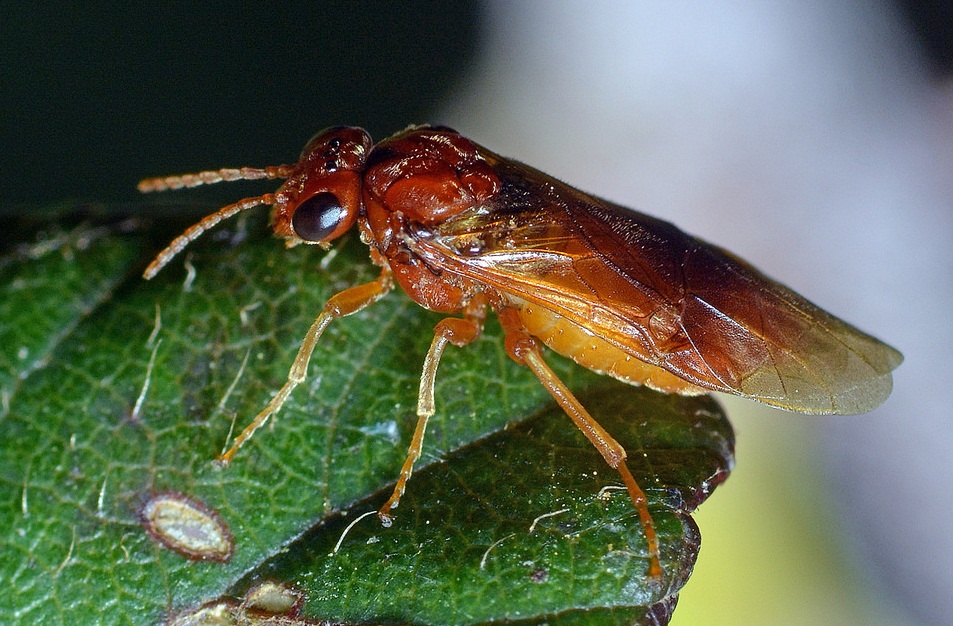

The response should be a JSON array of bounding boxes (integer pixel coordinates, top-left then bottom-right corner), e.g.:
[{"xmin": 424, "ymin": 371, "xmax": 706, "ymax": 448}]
[{"xmin": 671, "ymin": 398, "xmax": 914, "ymax": 626}]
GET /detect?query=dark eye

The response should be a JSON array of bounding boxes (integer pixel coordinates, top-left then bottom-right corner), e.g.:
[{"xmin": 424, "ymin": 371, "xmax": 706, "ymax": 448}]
[{"xmin": 291, "ymin": 192, "xmax": 346, "ymax": 242}]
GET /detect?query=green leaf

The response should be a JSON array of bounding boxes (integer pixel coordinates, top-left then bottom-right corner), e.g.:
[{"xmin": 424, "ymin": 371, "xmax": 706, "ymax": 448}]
[{"xmin": 0, "ymin": 209, "xmax": 734, "ymax": 625}]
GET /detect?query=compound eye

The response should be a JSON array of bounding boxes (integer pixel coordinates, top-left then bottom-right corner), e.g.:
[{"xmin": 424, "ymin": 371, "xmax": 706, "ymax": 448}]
[{"xmin": 291, "ymin": 192, "xmax": 346, "ymax": 242}]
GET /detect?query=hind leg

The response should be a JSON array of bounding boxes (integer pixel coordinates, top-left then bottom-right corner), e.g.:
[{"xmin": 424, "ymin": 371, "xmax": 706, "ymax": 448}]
[{"xmin": 495, "ymin": 306, "xmax": 661, "ymax": 578}]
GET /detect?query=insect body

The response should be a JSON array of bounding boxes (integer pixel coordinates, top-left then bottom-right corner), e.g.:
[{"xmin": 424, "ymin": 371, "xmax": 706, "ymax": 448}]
[{"xmin": 140, "ymin": 125, "xmax": 902, "ymax": 578}]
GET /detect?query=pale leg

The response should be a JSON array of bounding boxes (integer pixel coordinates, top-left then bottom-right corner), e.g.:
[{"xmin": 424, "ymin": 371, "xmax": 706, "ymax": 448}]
[
  {"xmin": 219, "ymin": 270, "xmax": 393, "ymax": 464},
  {"xmin": 378, "ymin": 297, "xmax": 486, "ymax": 524}
]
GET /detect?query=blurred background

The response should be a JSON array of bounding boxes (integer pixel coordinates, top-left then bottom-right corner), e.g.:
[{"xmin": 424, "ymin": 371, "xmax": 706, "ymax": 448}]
[{"xmin": 3, "ymin": 1, "xmax": 951, "ymax": 624}]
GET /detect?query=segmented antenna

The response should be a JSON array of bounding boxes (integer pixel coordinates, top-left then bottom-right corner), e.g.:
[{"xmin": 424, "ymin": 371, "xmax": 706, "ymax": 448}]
[
  {"xmin": 142, "ymin": 193, "xmax": 280, "ymax": 280},
  {"xmin": 138, "ymin": 165, "xmax": 294, "ymax": 192},
  {"xmin": 139, "ymin": 163, "xmax": 296, "ymax": 279}
]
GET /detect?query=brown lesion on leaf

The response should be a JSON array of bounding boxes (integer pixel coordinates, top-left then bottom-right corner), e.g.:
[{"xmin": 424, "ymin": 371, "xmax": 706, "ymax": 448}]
[{"xmin": 140, "ymin": 491, "xmax": 233, "ymax": 562}]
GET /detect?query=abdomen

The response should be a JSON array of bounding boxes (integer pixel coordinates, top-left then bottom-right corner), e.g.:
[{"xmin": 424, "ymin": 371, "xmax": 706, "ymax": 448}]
[{"xmin": 509, "ymin": 296, "xmax": 706, "ymax": 395}]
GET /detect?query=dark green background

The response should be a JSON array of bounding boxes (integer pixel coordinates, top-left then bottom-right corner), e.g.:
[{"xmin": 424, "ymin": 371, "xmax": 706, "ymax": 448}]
[{"xmin": 1, "ymin": 2, "xmax": 481, "ymax": 205}]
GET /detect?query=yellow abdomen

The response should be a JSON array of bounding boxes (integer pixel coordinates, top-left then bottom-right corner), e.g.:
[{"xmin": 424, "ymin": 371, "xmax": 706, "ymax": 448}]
[{"xmin": 512, "ymin": 298, "xmax": 706, "ymax": 395}]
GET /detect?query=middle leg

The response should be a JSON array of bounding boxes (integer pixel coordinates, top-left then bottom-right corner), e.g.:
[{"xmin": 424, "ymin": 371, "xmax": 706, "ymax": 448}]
[{"xmin": 378, "ymin": 295, "xmax": 487, "ymax": 524}]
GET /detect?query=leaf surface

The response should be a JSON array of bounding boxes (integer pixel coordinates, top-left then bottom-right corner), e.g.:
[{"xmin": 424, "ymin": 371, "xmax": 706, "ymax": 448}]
[{"xmin": 0, "ymin": 210, "xmax": 734, "ymax": 625}]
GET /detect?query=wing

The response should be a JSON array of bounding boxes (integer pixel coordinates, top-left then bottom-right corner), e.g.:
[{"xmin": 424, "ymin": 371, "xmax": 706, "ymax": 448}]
[{"xmin": 408, "ymin": 154, "xmax": 902, "ymax": 414}]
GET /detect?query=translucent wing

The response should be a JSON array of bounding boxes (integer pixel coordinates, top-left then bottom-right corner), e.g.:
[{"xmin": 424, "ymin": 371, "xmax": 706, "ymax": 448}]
[{"xmin": 409, "ymin": 155, "xmax": 902, "ymax": 414}]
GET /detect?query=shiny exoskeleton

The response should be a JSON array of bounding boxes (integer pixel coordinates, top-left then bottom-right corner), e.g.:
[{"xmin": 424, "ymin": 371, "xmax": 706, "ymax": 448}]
[{"xmin": 140, "ymin": 125, "xmax": 903, "ymax": 578}]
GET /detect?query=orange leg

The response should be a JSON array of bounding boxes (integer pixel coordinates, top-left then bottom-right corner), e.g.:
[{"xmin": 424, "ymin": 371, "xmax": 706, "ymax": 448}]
[
  {"xmin": 496, "ymin": 306, "xmax": 662, "ymax": 578},
  {"xmin": 218, "ymin": 270, "xmax": 393, "ymax": 464},
  {"xmin": 378, "ymin": 296, "xmax": 486, "ymax": 525},
  {"xmin": 143, "ymin": 193, "xmax": 278, "ymax": 279}
]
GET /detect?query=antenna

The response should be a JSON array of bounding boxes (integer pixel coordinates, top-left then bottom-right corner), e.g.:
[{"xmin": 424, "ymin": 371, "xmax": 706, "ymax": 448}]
[
  {"xmin": 143, "ymin": 193, "xmax": 281, "ymax": 279},
  {"xmin": 138, "ymin": 165, "xmax": 294, "ymax": 192},
  {"xmin": 138, "ymin": 163, "xmax": 297, "ymax": 278}
]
